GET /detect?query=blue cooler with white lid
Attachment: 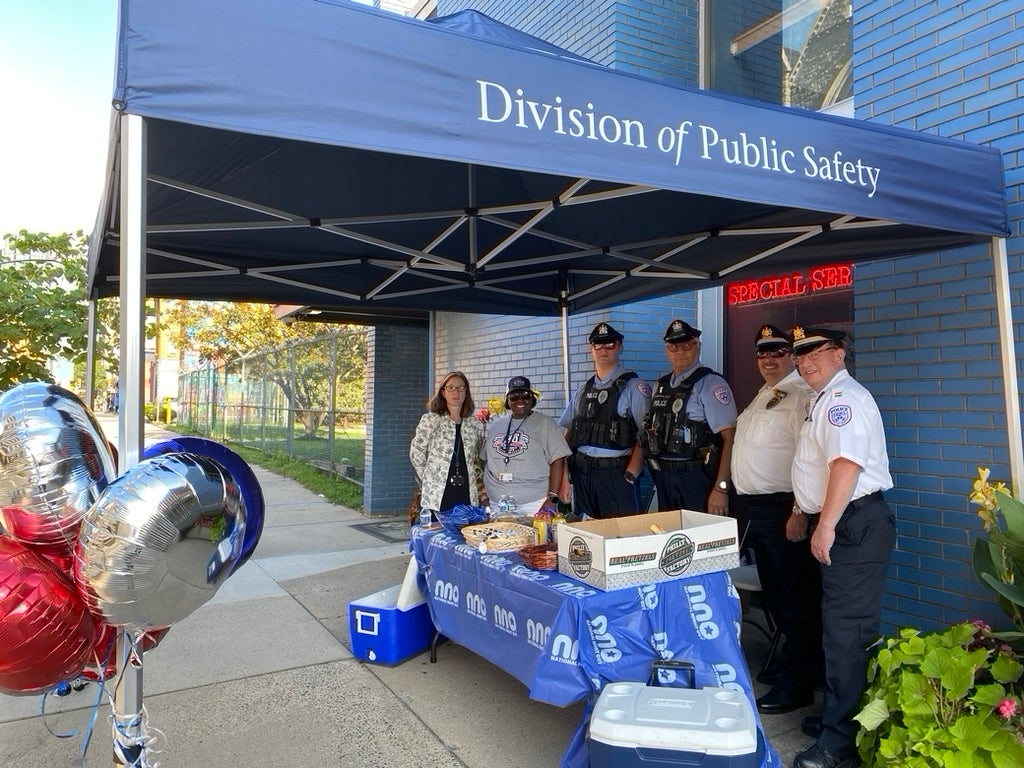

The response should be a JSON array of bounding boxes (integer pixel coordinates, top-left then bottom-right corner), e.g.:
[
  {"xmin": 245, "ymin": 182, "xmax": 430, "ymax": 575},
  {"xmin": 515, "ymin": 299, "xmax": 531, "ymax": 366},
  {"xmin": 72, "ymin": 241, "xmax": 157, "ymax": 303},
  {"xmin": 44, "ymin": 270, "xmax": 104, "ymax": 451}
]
[{"xmin": 588, "ymin": 662, "xmax": 765, "ymax": 768}]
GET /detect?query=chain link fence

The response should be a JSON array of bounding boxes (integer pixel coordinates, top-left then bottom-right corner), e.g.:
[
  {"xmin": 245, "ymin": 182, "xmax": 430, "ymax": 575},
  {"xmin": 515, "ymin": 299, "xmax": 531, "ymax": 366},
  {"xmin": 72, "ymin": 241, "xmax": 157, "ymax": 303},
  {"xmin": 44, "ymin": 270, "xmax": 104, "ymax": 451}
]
[{"xmin": 176, "ymin": 330, "xmax": 366, "ymax": 484}]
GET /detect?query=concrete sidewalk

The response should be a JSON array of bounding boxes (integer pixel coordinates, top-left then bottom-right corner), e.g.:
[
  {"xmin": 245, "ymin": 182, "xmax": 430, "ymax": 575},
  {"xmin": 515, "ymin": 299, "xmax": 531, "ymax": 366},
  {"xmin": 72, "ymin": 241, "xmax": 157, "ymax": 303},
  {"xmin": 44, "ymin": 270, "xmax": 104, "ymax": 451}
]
[{"xmin": 0, "ymin": 415, "xmax": 812, "ymax": 767}]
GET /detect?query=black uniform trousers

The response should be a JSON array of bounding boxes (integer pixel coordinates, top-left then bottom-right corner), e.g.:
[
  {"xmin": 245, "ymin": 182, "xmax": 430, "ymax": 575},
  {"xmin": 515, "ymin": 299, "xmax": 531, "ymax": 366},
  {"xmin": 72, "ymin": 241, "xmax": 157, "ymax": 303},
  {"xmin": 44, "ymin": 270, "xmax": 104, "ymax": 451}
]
[
  {"xmin": 732, "ymin": 491, "xmax": 822, "ymax": 693},
  {"xmin": 816, "ymin": 493, "xmax": 895, "ymax": 753},
  {"xmin": 651, "ymin": 461, "xmax": 710, "ymax": 512},
  {"xmin": 570, "ymin": 453, "xmax": 640, "ymax": 519}
]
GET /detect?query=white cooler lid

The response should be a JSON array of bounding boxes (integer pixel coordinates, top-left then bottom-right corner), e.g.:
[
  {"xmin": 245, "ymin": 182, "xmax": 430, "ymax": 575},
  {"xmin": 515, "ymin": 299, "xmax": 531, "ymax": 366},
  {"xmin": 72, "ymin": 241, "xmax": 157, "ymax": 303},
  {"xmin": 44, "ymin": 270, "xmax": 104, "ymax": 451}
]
[{"xmin": 589, "ymin": 682, "xmax": 757, "ymax": 755}]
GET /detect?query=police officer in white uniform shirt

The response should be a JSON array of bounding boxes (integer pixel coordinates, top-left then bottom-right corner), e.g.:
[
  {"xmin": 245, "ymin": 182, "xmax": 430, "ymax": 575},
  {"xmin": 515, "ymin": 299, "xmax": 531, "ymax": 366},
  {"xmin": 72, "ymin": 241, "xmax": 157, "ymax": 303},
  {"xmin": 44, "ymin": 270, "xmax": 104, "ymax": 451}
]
[
  {"xmin": 731, "ymin": 325, "xmax": 822, "ymax": 717},
  {"xmin": 790, "ymin": 325, "xmax": 895, "ymax": 768}
]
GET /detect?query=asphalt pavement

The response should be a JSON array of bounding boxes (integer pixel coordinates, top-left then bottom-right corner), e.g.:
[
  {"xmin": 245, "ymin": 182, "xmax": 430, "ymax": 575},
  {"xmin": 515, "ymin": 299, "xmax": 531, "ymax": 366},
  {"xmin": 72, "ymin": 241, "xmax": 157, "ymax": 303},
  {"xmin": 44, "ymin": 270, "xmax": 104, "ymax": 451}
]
[{"xmin": 0, "ymin": 413, "xmax": 811, "ymax": 767}]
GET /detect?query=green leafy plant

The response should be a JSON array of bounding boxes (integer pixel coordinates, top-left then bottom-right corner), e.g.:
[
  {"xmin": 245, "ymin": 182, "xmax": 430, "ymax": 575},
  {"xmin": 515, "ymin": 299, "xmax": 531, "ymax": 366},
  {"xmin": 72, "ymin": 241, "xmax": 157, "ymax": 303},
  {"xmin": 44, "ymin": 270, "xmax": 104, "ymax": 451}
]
[
  {"xmin": 855, "ymin": 621, "xmax": 1024, "ymax": 766},
  {"xmin": 970, "ymin": 467, "xmax": 1024, "ymax": 635}
]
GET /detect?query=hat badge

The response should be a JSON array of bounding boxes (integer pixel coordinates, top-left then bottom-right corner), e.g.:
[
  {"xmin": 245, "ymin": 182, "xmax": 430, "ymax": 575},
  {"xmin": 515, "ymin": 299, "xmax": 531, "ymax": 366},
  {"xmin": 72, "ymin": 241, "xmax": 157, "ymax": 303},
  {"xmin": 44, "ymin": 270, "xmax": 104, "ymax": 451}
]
[
  {"xmin": 671, "ymin": 320, "xmax": 683, "ymax": 333},
  {"xmin": 760, "ymin": 326, "xmax": 773, "ymax": 338},
  {"xmin": 597, "ymin": 324, "xmax": 609, "ymax": 335},
  {"xmin": 793, "ymin": 326, "xmax": 806, "ymax": 341}
]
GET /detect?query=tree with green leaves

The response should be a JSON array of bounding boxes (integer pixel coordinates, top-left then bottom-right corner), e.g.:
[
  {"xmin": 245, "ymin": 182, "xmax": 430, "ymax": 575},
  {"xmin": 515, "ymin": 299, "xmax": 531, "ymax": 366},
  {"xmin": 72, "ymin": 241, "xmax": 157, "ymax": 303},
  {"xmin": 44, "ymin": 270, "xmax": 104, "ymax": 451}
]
[
  {"xmin": 165, "ymin": 301, "xmax": 366, "ymax": 437},
  {"xmin": 0, "ymin": 231, "xmax": 118, "ymax": 395}
]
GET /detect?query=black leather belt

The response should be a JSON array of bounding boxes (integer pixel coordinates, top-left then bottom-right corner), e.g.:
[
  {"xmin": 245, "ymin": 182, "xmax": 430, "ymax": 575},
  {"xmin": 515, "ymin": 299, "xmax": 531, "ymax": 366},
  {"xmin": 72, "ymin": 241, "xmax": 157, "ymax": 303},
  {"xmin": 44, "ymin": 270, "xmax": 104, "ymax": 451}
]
[
  {"xmin": 847, "ymin": 490, "xmax": 884, "ymax": 511},
  {"xmin": 738, "ymin": 491, "xmax": 792, "ymax": 504}
]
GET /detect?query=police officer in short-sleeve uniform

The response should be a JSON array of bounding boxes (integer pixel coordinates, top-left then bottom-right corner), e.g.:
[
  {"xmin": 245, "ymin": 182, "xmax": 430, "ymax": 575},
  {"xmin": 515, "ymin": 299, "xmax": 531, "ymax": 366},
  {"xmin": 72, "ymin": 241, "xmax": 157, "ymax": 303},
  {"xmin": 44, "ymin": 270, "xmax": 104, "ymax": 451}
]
[
  {"xmin": 789, "ymin": 325, "xmax": 895, "ymax": 768},
  {"xmin": 640, "ymin": 320, "xmax": 736, "ymax": 515},
  {"xmin": 558, "ymin": 323, "xmax": 651, "ymax": 518},
  {"xmin": 732, "ymin": 325, "xmax": 823, "ymax": 716}
]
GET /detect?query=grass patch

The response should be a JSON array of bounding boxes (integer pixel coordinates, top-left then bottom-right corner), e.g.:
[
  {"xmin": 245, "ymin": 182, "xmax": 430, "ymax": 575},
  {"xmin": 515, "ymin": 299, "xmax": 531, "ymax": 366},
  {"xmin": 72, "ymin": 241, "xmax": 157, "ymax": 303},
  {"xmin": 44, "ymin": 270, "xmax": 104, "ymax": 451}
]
[
  {"xmin": 229, "ymin": 443, "xmax": 364, "ymax": 509},
  {"xmin": 169, "ymin": 425, "xmax": 364, "ymax": 509}
]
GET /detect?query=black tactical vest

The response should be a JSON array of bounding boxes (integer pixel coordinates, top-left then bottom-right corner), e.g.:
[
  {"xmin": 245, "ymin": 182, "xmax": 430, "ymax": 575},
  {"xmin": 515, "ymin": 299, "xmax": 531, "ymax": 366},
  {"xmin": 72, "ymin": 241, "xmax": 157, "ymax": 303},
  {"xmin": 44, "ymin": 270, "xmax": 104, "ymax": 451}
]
[
  {"xmin": 641, "ymin": 367, "xmax": 721, "ymax": 459},
  {"xmin": 568, "ymin": 372, "xmax": 638, "ymax": 451}
]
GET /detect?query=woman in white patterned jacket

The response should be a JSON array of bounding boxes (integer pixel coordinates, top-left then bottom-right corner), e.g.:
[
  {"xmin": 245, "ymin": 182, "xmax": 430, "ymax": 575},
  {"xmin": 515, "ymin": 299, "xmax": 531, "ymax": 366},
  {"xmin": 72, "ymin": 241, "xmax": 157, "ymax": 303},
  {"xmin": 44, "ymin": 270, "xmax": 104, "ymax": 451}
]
[{"xmin": 409, "ymin": 371, "xmax": 486, "ymax": 520}]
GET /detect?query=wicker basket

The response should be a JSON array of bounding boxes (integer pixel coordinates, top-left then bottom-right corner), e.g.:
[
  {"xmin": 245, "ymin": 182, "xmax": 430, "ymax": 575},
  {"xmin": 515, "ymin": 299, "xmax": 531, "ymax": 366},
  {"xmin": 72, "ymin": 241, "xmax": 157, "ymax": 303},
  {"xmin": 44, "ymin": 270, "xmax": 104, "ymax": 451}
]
[
  {"xmin": 462, "ymin": 522, "xmax": 537, "ymax": 551},
  {"xmin": 518, "ymin": 543, "xmax": 558, "ymax": 570}
]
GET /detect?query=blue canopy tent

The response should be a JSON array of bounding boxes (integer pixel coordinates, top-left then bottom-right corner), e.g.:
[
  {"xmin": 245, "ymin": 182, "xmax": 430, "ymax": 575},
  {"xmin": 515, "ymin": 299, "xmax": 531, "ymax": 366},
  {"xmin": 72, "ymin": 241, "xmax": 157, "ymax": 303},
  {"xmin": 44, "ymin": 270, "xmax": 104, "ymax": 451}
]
[{"xmin": 85, "ymin": 2, "xmax": 1015, "ymax": 763}]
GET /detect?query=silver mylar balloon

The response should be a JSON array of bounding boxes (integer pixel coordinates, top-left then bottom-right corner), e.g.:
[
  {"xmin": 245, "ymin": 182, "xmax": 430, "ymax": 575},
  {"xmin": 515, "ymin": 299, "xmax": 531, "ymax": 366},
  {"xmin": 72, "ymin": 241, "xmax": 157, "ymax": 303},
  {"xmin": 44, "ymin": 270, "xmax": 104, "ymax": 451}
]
[
  {"xmin": 75, "ymin": 452, "xmax": 246, "ymax": 630},
  {"xmin": 0, "ymin": 382, "xmax": 116, "ymax": 553}
]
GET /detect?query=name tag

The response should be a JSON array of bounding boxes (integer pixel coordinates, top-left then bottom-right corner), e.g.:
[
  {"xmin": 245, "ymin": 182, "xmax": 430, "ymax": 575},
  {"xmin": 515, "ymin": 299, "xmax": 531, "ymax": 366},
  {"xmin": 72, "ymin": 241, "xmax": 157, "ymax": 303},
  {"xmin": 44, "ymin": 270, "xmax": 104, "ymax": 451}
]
[{"xmin": 499, "ymin": 472, "xmax": 513, "ymax": 482}]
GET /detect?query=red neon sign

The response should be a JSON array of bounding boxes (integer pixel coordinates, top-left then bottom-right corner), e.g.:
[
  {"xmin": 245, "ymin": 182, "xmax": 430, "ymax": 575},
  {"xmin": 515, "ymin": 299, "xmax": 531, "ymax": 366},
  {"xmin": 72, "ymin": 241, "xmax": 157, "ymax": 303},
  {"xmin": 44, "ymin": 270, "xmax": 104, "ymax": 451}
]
[{"xmin": 727, "ymin": 263, "xmax": 852, "ymax": 306}]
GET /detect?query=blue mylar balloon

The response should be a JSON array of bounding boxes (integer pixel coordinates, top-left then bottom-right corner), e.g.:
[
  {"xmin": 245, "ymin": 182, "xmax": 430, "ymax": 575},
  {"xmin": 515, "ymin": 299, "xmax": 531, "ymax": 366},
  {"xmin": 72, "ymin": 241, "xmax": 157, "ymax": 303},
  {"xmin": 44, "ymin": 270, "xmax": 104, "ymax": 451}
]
[{"xmin": 142, "ymin": 438, "xmax": 264, "ymax": 571}]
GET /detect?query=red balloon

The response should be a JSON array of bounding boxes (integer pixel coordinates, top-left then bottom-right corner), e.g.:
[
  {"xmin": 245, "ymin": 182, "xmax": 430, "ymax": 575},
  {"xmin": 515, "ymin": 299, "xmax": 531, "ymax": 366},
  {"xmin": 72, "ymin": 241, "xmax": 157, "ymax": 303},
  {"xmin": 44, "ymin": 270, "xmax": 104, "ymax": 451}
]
[{"xmin": 0, "ymin": 536, "xmax": 95, "ymax": 695}]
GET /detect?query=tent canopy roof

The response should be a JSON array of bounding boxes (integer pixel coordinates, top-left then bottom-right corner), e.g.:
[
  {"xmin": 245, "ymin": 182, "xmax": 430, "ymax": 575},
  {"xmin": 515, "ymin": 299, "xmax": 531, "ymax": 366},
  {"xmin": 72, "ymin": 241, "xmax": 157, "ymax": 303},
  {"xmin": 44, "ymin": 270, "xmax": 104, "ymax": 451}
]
[{"xmin": 88, "ymin": 0, "xmax": 1008, "ymax": 320}]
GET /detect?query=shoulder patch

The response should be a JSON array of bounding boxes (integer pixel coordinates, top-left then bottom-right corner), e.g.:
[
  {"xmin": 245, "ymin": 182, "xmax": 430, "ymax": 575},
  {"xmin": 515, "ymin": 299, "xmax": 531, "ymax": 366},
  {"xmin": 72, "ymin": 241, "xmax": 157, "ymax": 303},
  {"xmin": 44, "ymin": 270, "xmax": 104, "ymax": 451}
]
[
  {"xmin": 637, "ymin": 380, "xmax": 652, "ymax": 397},
  {"xmin": 713, "ymin": 385, "xmax": 732, "ymax": 405},
  {"xmin": 827, "ymin": 404, "xmax": 852, "ymax": 427}
]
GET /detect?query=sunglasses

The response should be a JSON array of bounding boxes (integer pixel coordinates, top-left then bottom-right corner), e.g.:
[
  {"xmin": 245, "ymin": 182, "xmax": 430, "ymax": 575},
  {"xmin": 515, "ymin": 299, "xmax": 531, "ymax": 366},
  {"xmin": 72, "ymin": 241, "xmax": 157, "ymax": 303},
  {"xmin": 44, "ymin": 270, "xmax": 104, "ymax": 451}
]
[
  {"xmin": 591, "ymin": 342, "xmax": 618, "ymax": 350},
  {"xmin": 756, "ymin": 348, "xmax": 791, "ymax": 359},
  {"xmin": 508, "ymin": 392, "xmax": 532, "ymax": 402},
  {"xmin": 443, "ymin": 384, "xmax": 466, "ymax": 392}
]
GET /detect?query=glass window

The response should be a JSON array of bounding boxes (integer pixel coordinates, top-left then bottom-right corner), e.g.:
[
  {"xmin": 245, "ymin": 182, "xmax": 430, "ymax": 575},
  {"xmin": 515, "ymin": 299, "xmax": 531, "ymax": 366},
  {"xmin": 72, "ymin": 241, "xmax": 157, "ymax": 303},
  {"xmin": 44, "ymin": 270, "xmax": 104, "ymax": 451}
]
[{"xmin": 705, "ymin": 0, "xmax": 851, "ymax": 112}]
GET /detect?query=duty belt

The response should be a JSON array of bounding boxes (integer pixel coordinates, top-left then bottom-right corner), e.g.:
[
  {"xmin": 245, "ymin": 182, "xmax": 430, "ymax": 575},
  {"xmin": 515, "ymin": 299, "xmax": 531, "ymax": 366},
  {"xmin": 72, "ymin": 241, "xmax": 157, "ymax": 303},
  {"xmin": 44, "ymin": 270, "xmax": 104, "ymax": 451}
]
[
  {"xmin": 574, "ymin": 453, "xmax": 628, "ymax": 468},
  {"xmin": 648, "ymin": 457, "xmax": 703, "ymax": 472}
]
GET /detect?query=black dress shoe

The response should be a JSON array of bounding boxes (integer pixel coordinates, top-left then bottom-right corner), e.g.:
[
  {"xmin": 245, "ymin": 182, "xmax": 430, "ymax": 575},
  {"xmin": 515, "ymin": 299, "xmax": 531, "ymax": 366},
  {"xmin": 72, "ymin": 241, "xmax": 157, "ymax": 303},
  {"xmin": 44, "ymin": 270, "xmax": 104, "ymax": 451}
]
[
  {"xmin": 802, "ymin": 715, "xmax": 823, "ymax": 738},
  {"xmin": 793, "ymin": 744, "xmax": 860, "ymax": 768},
  {"xmin": 756, "ymin": 686, "xmax": 814, "ymax": 714},
  {"xmin": 756, "ymin": 667, "xmax": 782, "ymax": 685}
]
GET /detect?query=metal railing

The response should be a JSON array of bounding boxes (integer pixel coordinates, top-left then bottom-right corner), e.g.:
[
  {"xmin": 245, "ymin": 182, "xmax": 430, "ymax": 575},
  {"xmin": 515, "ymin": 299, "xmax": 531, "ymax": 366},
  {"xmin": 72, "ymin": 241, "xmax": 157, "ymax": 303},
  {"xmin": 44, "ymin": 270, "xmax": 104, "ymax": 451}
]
[{"xmin": 176, "ymin": 330, "xmax": 366, "ymax": 483}]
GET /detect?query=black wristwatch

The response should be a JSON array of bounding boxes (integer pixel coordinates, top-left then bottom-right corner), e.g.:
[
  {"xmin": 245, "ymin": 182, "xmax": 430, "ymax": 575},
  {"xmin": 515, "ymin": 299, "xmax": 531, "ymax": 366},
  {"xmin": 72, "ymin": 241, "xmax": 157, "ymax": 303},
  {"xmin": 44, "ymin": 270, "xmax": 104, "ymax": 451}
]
[{"xmin": 624, "ymin": 470, "xmax": 637, "ymax": 484}]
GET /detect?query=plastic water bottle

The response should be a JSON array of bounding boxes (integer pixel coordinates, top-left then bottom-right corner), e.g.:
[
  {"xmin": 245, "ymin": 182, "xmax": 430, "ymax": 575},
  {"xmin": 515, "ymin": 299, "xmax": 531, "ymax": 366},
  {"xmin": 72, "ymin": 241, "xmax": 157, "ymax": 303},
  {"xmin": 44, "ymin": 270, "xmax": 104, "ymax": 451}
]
[
  {"xmin": 507, "ymin": 496, "xmax": 519, "ymax": 515},
  {"xmin": 418, "ymin": 506, "xmax": 433, "ymax": 528},
  {"xmin": 498, "ymin": 495, "xmax": 509, "ymax": 516}
]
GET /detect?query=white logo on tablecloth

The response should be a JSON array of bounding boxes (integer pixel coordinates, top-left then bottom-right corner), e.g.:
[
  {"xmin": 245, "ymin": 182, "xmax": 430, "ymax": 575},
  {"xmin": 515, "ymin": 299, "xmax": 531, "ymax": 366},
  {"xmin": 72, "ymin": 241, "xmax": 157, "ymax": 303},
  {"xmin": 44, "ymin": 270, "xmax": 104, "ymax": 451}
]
[
  {"xmin": 527, "ymin": 618, "xmax": 551, "ymax": 650},
  {"xmin": 550, "ymin": 582, "xmax": 597, "ymax": 599},
  {"xmin": 685, "ymin": 584, "xmax": 720, "ymax": 639},
  {"xmin": 588, "ymin": 614, "xmax": 623, "ymax": 663},
  {"xmin": 550, "ymin": 634, "xmax": 580, "ymax": 665},
  {"xmin": 712, "ymin": 662, "xmax": 743, "ymax": 692},
  {"xmin": 638, "ymin": 584, "xmax": 658, "ymax": 610},
  {"xmin": 465, "ymin": 591, "xmax": 486, "ymax": 620},
  {"xmin": 434, "ymin": 580, "xmax": 459, "ymax": 606},
  {"xmin": 493, "ymin": 603, "xmax": 518, "ymax": 636},
  {"xmin": 509, "ymin": 564, "xmax": 551, "ymax": 583}
]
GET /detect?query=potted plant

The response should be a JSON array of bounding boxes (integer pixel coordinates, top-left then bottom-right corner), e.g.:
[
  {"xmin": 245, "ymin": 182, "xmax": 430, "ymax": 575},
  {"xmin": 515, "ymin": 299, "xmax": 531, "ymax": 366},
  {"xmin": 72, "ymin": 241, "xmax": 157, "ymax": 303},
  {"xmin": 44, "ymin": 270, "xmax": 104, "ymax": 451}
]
[{"xmin": 853, "ymin": 468, "xmax": 1024, "ymax": 766}]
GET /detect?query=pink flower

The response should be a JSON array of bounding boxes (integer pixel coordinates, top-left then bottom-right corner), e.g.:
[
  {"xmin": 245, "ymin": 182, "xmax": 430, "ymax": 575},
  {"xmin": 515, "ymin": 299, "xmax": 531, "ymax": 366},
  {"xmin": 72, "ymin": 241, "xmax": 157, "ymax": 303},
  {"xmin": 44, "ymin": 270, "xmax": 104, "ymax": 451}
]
[
  {"xmin": 997, "ymin": 698, "xmax": 1018, "ymax": 719},
  {"xmin": 475, "ymin": 407, "xmax": 490, "ymax": 423},
  {"xmin": 971, "ymin": 618, "xmax": 992, "ymax": 631}
]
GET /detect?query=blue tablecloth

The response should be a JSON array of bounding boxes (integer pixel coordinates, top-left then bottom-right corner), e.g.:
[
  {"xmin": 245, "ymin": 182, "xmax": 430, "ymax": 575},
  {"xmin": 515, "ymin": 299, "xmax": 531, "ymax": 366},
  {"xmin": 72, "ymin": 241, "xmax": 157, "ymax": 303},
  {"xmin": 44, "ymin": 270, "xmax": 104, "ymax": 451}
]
[{"xmin": 411, "ymin": 527, "xmax": 780, "ymax": 768}]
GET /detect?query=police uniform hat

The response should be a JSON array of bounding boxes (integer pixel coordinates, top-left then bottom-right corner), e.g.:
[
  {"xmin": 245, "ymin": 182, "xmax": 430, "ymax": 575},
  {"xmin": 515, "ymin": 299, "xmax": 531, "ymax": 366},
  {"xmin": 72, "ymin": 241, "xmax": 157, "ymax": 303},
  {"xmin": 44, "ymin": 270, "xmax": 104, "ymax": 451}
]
[
  {"xmin": 663, "ymin": 319, "xmax": 701, "ymax": 343},
  {"xmin": 588, "ymin": 323, "xmax": 624, "ymax": 344},
  {"xmin": 790, "ymin": 325, "xmax": 846, "ymax": 354},
  {"xmin": 755, "ymin": 324, "xmax": 791, "ymax": 350}
]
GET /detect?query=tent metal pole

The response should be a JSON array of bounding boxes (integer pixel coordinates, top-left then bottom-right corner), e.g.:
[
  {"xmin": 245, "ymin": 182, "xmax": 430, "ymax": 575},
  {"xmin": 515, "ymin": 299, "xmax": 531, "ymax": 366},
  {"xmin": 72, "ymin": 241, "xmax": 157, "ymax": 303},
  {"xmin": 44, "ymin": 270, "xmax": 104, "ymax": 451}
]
[
  {"xmin": 992, "ymin": 236, "xmax": 1023, "ymax": 496},
  {"xmin": 113, "ymin": 111, "xmax": 147, "ymax": 768},
  {"xmin": 559, "ymin": 272, "xmax": 570, "ymax": 404},
  {"xmin": 85, "ymin": 299, "xmax": 97, "ymax": 410}
]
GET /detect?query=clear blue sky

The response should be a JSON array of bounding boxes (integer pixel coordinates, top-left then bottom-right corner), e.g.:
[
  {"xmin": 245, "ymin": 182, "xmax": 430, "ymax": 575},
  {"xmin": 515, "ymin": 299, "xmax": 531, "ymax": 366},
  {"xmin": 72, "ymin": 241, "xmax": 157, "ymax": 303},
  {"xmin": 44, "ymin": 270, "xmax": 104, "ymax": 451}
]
[{"xmin": 0, "ymin": 1, "xmax": 117, "ymax": 236}]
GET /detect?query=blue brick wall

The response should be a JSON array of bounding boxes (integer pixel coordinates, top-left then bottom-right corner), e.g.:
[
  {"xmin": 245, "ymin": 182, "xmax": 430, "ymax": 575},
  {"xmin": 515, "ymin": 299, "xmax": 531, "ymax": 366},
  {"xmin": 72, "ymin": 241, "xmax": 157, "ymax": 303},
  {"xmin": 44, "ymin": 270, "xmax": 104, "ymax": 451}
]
[
  {"xmin": 364, "ymin": 324, "xmax": 429, "ymax": 516},
  {"xmin": 434, "ymin": 291, "xmax": 701, "ymax": 424},
  {"xmin": 438, "ymin": 0, "xmax": 700, "ymax": 85},
  {"xmin": 853, "ymin": 0, "xmax": 1023, "ymax": 631}
]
